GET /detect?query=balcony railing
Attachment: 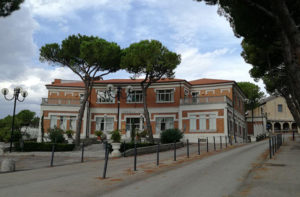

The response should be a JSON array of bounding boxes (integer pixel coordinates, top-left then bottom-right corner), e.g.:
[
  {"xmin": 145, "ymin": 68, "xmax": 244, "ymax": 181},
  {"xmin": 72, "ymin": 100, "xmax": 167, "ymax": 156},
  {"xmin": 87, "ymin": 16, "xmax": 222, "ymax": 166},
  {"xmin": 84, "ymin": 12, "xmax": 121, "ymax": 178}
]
[
  {"xmin": 41, "ymin": 98, "xmax": 81, "ymax": 106},
  {"xmin": 180, "ymin": 96, "xmax": 232, "ymax": 106}
]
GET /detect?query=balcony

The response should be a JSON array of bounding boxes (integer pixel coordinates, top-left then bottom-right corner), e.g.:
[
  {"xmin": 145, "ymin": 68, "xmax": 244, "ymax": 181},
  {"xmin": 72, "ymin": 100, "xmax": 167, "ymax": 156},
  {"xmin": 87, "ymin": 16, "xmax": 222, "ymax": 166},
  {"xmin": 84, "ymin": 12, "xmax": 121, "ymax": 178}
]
[
  {"xmin": 180, "ymin": 96, "xmax": 232, "ymax": 106},
  {"xmin": 41, "ymin": 98, "xmax": 81, "ymax": 106}
]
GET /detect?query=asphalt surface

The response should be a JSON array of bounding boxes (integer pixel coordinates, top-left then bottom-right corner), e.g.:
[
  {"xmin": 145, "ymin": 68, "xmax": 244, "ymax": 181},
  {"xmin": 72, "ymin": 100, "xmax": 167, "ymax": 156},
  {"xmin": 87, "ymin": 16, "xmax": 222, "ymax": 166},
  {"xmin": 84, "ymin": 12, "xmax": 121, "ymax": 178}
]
[
  {"xmin": 0, "ymin": 140, "xmax": 267, "ymax": 197},
  {"xmin": 101, "ymin": 140, "xmax": 269, "ymax": 197}
]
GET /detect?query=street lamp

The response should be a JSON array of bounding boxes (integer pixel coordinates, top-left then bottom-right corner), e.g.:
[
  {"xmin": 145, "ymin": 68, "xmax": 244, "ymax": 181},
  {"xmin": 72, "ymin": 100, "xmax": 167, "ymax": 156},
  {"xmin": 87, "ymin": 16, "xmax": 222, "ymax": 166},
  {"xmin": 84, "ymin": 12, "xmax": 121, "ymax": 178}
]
[
  {"xmin": 1, "ymin": 87, "xmax": 28, "ymax": 152},
  {"xmin": 101, "ymin": 84, "xmax": 133, "ymax": 131}
]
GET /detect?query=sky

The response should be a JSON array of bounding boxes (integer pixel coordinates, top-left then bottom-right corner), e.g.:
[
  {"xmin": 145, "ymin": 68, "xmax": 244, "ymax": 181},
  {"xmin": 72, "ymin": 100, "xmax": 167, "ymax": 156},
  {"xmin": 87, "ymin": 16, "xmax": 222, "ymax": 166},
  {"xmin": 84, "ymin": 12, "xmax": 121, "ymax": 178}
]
[{"xmin": 0, "ymin": 0, "xmax": 264, "ymax": 118}]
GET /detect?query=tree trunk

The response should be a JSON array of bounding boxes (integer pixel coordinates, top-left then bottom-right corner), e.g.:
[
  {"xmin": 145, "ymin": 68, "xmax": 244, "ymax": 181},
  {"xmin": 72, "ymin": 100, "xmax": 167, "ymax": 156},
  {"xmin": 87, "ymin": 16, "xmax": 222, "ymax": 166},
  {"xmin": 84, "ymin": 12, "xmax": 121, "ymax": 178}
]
[
  {"xmin": 141, "ymin": 83, "xmax": 154, "ymax": 143},
  {"xmin": 75, "ymin": 82, "xmax": 90, "ymax": 146}
]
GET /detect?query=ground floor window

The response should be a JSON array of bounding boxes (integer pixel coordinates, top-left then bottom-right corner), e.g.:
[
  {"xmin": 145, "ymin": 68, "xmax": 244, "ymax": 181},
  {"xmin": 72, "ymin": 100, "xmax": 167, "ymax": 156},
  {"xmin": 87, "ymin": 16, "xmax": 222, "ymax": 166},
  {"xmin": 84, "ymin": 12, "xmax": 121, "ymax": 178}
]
[
  {"xmin": 69, "ymin": 116, "xmax": 76, "ymax": 131},
  {"xmin": 155, "ymin": 117, "xmax": 174, "ymax": 133},
  {"xmin": 50, "ymin": 115, "xmax": 57, "ymax": 129},
  {"xmin": 126, "ymin": 118, "xmax": 143, "ymax": 132},
  {"xmin": 209, "ymin": 115, "xmax": 216, "ymax": 130},
  {"xmin": 59, "ymin": 116, "xmax": 67, "ymax": 130},
  {"xmin": 96, "ymin": 117, "xmax": 114, "ymax": 133},
  {"xmin": 189, "ymin": 114, "xmax": 216, "ymax": 132}
]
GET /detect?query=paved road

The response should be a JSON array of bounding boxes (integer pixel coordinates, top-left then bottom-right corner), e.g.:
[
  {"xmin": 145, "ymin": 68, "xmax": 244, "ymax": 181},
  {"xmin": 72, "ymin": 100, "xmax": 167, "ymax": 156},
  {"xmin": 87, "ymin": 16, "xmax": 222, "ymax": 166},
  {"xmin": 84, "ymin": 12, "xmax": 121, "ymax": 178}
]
[
  {"xmin": 101, "ymin": 140, "xmax": 269, "ymax": 197},
  {"xmin": 0, "ymin": 141, "xmax": 266, "ymax": 197}
]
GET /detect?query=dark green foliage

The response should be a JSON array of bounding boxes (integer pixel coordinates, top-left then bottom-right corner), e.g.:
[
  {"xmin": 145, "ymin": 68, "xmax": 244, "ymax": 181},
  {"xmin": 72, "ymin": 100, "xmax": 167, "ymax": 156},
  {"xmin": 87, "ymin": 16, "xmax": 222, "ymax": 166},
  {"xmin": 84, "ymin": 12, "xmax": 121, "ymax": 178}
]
[
  {"xmin": 110, "ymin": 130, "xmax": 121, "ymax": 143},
  {"xmin": 0, "ymin": 0, "xmax": 24, "ymax": 17},
  {"xmin": 197, "ymin": 0, "xmax": 300, "ymax": 128},
  {"xmin": 48, "ymin": 127, "xmax": 65, "ymax": 143},
  {"xmin": 40, "ymin": 34, "xmax": 122, "ymax": 146},
  {"xmin": 160, "ymin": 129, "xmax": 183, "ymax": 144},
  {"xmin": 237, "ymin": 82, "xmax": 265, "ymax": 110},
  {"xmin": 121, "ymin": 40, "xmax": 181, "ymax": 142},
  {"xmin": 14, "ymin": 141, "xmax": 75, "ymax": 152},
  {"xmin": 120, "ymin": 142, "xmax": 155, "ymax": 153}
]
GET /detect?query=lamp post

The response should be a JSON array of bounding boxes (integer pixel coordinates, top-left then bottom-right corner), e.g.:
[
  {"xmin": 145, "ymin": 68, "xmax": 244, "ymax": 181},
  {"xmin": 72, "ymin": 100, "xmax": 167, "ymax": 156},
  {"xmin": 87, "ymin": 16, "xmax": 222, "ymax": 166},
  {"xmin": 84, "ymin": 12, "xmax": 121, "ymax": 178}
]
[
  {"xmin": 1, "ymin": 87, "xmax": 28, "ymax": 152},
  {"xmin": 102, "ymin": 84, "xmax": 133, "ymax": 131}
]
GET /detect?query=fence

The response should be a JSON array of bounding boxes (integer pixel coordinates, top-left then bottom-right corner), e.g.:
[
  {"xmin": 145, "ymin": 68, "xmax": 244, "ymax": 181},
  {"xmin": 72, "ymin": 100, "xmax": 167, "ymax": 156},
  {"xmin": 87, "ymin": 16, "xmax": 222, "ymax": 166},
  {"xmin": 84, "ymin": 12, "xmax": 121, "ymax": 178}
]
[{"xmin": 268, "ymin": 134, "xmax": 283, "ymax": 159}]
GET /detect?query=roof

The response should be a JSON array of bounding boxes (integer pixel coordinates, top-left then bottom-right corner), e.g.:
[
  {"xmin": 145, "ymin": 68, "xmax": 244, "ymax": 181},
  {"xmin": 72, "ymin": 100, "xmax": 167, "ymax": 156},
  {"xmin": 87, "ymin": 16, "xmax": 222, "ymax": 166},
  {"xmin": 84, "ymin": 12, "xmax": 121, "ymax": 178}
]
[
  {"xmin": 47, "ymin": 78, "xmax": 186, "ymax": 87},
  {"xmin": 189, "ymin": 78, "xmax": 235, "ymax": 85}
]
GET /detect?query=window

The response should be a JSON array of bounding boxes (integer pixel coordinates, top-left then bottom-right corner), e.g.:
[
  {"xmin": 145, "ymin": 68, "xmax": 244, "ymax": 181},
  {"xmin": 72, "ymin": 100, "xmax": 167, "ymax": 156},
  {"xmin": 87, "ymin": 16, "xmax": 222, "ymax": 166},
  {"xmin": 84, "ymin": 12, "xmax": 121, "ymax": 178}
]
[
  {"xmin": 190, "ymin": 115, "xmax": 197, "ymax": 131},
  {"xmin": 50, "ymin": 115, "xmax": 57, "ymax": 129},
  {"xmin": 278, "ymin": 104, "xmax": 283, "ymax": 112},
  {"xmin": 69, "ymin": 116, "xmax": 76, "ymax": 131},
  {"xmin": 127, "ymin": 90, "xmax": 143, "ymax": 103},
  {"xmin": 59, "ymin": 116, "xmax": 67, "ymax": 130},
  {"xmin": 96, "ymin": 117, "xmax": 114, "ymax": 133},
  {"xmin": 156, "ymin": 117, "xmax": 174, "ymax": 133},
  {"xmin": 184, "ymin": 89, "xmax": 189, "ymax": 98},
  {"xmin": 97, "ymin": 90, "xmax": 114, "ymax": 103},
  {"xmin": 199, "ymin": 115, "xmax": 206, "ymax": 130},
  {"xmin": 156, "ymin": 89, "xmax": 174, "ymax": 102},
  {"xmin": 192, "ymin": 92, "xmax": 199, "ymax": 104},
  {"xmin": 209, "ymin": 115, "xmax": 216, "ymax": 130},
  {"xmin": 79, "ymin": 94, "xmax": 84, "ymax": 103},
  {"xmin": 126, "ymin": 118, "xmax": 143, "ymax": 132}
]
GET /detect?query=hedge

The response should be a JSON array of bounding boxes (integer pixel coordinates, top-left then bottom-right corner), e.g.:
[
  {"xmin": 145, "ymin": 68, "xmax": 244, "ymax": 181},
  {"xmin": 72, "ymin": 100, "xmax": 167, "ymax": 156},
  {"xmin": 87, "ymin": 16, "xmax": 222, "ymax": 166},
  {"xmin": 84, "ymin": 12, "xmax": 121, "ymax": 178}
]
[
  {"xmin": 119, "ymin": 142, "xmax": 155, "ymax": 152},
  {"xmin": 14, "ymin": 141, "xmax": 75, "ymax": 152}
]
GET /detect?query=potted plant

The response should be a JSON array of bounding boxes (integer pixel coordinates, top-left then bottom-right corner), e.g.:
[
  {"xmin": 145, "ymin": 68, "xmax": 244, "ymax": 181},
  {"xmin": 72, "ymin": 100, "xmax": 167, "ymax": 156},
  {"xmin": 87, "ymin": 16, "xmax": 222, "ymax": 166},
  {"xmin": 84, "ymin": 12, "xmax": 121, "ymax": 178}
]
[
  {"xmin": 110, "ymin": 130, "xmax": 121, "ymax": 157},
  {"xmin": 95, "ymin": 130, "xmax": 103, "ymax": 141},
  {"xmin": 140, "ymin": 130, "xmax": 148, "ymax": 142},
  {"xmin": 65, "ymin": 130, "xmax": 74, "ymax": 144}
]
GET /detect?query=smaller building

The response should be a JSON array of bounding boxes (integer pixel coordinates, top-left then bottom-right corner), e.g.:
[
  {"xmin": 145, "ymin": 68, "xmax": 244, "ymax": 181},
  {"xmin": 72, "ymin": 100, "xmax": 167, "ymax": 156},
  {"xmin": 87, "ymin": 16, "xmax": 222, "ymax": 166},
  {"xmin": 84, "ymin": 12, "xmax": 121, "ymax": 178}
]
[{"xmin": 247, "ymin": 96, "xmax": 299, "ymax": 135}]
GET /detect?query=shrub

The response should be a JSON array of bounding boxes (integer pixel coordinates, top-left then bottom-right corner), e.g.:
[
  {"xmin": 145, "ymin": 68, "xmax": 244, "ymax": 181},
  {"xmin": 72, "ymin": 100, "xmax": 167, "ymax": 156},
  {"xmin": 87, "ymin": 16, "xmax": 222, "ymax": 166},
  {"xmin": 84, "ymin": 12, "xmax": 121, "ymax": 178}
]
[
  {"xmin": 48, "ymin": 127, "xmax": 65, "ymax": 143},
  {"xmin": 0, "ymin": 128, "xmax": 22, "ymax": 142},
  {"xmin": 120, "ymin": 142, "xmax": 155, "ymax": 152},
  {"xmin": 14, "ymin": 141, "xmax": 75, "ymax": 152},
  {"xmin": 94, "ymin": 130, "xmax": 103, "ymax": 137},
  {"xmin": 110, "ymin": 130, "xmax": 121, "ymax": 143},
  {"xmin": 65, "ymin": 130, "xmax": 74, "ymax": 138},
  {"xmin": 160, "ymin": 129, "xmax": 183, "ymax": 144}
]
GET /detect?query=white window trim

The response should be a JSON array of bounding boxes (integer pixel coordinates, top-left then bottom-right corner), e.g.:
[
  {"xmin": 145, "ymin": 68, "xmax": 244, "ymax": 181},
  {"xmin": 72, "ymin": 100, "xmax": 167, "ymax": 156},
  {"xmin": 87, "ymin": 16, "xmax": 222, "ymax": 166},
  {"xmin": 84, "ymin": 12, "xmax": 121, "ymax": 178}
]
[
  {"xmin": 188, "ymin": 112, "xmax": 218, "ymax": 132},
  {"xmin": 155, "ymin": 89, "xmax": 175, "ymax": 103},
  {"xmin": 126, "ymin": 90, "xmax": 144, "ymax": 103},
  {"xmin": 96, "ymin": 90, "xmax": 115, "ymax": 104}
]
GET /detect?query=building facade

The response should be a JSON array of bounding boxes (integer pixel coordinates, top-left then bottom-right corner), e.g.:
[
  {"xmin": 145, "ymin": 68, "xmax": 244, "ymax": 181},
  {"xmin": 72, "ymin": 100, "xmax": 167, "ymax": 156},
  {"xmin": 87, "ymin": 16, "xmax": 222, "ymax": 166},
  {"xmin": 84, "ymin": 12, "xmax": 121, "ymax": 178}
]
[
  {"xmin": 39, "ymin": 78, "xmax": 247, "ymax": 143},
  {"xmin": 247, "ymin": 96, "xmax": 299, "ymax": 134}
]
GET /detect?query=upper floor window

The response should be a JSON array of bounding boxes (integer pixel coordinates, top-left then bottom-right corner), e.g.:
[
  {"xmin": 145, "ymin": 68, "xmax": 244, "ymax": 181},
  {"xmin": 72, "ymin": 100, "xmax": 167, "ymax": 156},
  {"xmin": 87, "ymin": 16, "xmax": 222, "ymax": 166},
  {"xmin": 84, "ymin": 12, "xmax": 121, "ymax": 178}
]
[
  {"xmin": 278, "ymin": 104, "xmax": 283, "ymax": 112},
  {"xmin": 156, "ymin": 89, "xmax": 174, "ymax": 103},
  {"xmin": 184, "ymin": 89, "xmax": 189, "ymax": 98},
  {"xmin": 97, "ymin": 90, "xmax": 114, "ymax": 103},
  {"xmin": 127, "ymin": 90, "xmax": 143, "ymax": 103}
]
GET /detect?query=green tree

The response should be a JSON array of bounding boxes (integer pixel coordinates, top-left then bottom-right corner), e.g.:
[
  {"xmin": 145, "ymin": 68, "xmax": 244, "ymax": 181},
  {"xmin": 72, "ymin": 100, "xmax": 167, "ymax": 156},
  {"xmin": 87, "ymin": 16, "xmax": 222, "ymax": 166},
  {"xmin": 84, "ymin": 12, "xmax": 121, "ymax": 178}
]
[
  {"xmin": 237, "ymin": 82, "xmax": 265, "ymax": 111},
  {"xmin": 0, "ymin": 0, "xmax": 24, "ymax": 17},
  {"xmin": 121, "ymin": 40, "xmax": 181, "ymax": 142},
  {"xmin": 40, "ymin": 34, "xmax": 121, "ymax": 146},
  {"xmin": 197, "ymin": 0, "xmax": 300, "ymax": 128}
]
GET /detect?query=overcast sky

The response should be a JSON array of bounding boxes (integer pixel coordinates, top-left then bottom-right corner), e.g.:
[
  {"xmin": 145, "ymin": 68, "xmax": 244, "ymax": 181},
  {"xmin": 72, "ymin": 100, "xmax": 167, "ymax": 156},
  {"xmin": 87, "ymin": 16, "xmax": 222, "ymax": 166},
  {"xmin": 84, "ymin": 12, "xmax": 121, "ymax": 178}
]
[{"xmin": 0, "ymin": 0, "xmax": 264, "ymax": 118}]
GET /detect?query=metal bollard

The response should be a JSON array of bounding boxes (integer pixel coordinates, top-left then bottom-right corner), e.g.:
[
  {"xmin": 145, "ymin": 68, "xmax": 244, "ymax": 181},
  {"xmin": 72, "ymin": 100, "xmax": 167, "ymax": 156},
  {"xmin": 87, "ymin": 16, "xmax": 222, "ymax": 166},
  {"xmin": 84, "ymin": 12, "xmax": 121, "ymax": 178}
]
[
  {"xmin": 269, "ymin": 137, "xmax": 272, "ymax": 159},
  {"xmin": 174, "ymin": 141, "xmax": 177, "ymax": 161},
  {"xmin": 187, "ymin": 139, "xmax": 189, "ymax": 158},
  {"xmin": 225, "ymin": 136, "xmax": 227, "ymax": 148},
  {"xmin": 206, "ymin": 137, "xmax": 209, "ymax": 152},
  {"xmin": 293, "ymin": 131, "xmax": 295, "ymax": 141},
  {"xmin": 134, "ymin": 142, "xmax": 137, "ymax": 171},
  {"xmin": 102, "ymin": 141, "xmax": 109, "ymax": 179},
  {"xmin": 123, "ymin": 141, "xmax": 126, "ymax": 157},
  {"xmin": 213, "ymin": 136, "xmax": 216, "ymax": 151},
  {"xmin": 50, "ymin": 139, "xmax": 56, "ymax": 167},
  {"xmin": 272, "ymin": 137, "xmax": 275, "ymax": 155},
  {"xmin": 81, "ymin": 142, "xmax": 84, "ymax": 163},
  {"xmin": 198, "ymin": 138, "xmax": 200, "ymax": 155},
  {"xmin": 275, "ymin": 136, "xmax": 277, "ymax": 152},
  {"xmin": 220, "ymin": 136, "xmax": 222, "ymax": 149},
  {"xmin": 157, "ymin": 143, "xmax": 160, "ymax": 166}
]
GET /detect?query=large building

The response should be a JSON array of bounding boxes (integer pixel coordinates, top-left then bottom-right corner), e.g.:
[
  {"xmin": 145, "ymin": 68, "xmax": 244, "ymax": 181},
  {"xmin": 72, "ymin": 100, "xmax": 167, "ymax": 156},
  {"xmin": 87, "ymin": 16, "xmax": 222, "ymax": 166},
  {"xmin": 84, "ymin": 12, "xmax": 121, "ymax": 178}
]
[
  {"xmin": 39, "ymin": 78, "xmax": 247, "ymax": 143},
  {"xmin": 247, "ymin": 96, "xmax": 299, "ymax": 134}
]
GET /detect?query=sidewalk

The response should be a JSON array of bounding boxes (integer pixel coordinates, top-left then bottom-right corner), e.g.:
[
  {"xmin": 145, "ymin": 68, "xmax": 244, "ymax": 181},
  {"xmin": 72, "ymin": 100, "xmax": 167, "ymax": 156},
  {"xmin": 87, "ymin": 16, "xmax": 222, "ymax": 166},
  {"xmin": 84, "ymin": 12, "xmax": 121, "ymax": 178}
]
[{"xmin": 233, "ymin": 134, "xmax": 300, "ymax": 197}]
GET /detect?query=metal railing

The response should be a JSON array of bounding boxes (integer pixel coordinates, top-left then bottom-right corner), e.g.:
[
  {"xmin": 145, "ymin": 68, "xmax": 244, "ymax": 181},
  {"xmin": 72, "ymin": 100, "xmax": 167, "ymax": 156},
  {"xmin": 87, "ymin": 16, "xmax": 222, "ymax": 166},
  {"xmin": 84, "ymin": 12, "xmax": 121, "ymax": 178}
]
[
  {"xmin": 180, "ymin": 96, "xmax": 232, "ymax": 105},
  {"xmin": 41, "ymin": 98, "xmax": 81, "ymax": 106}
]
